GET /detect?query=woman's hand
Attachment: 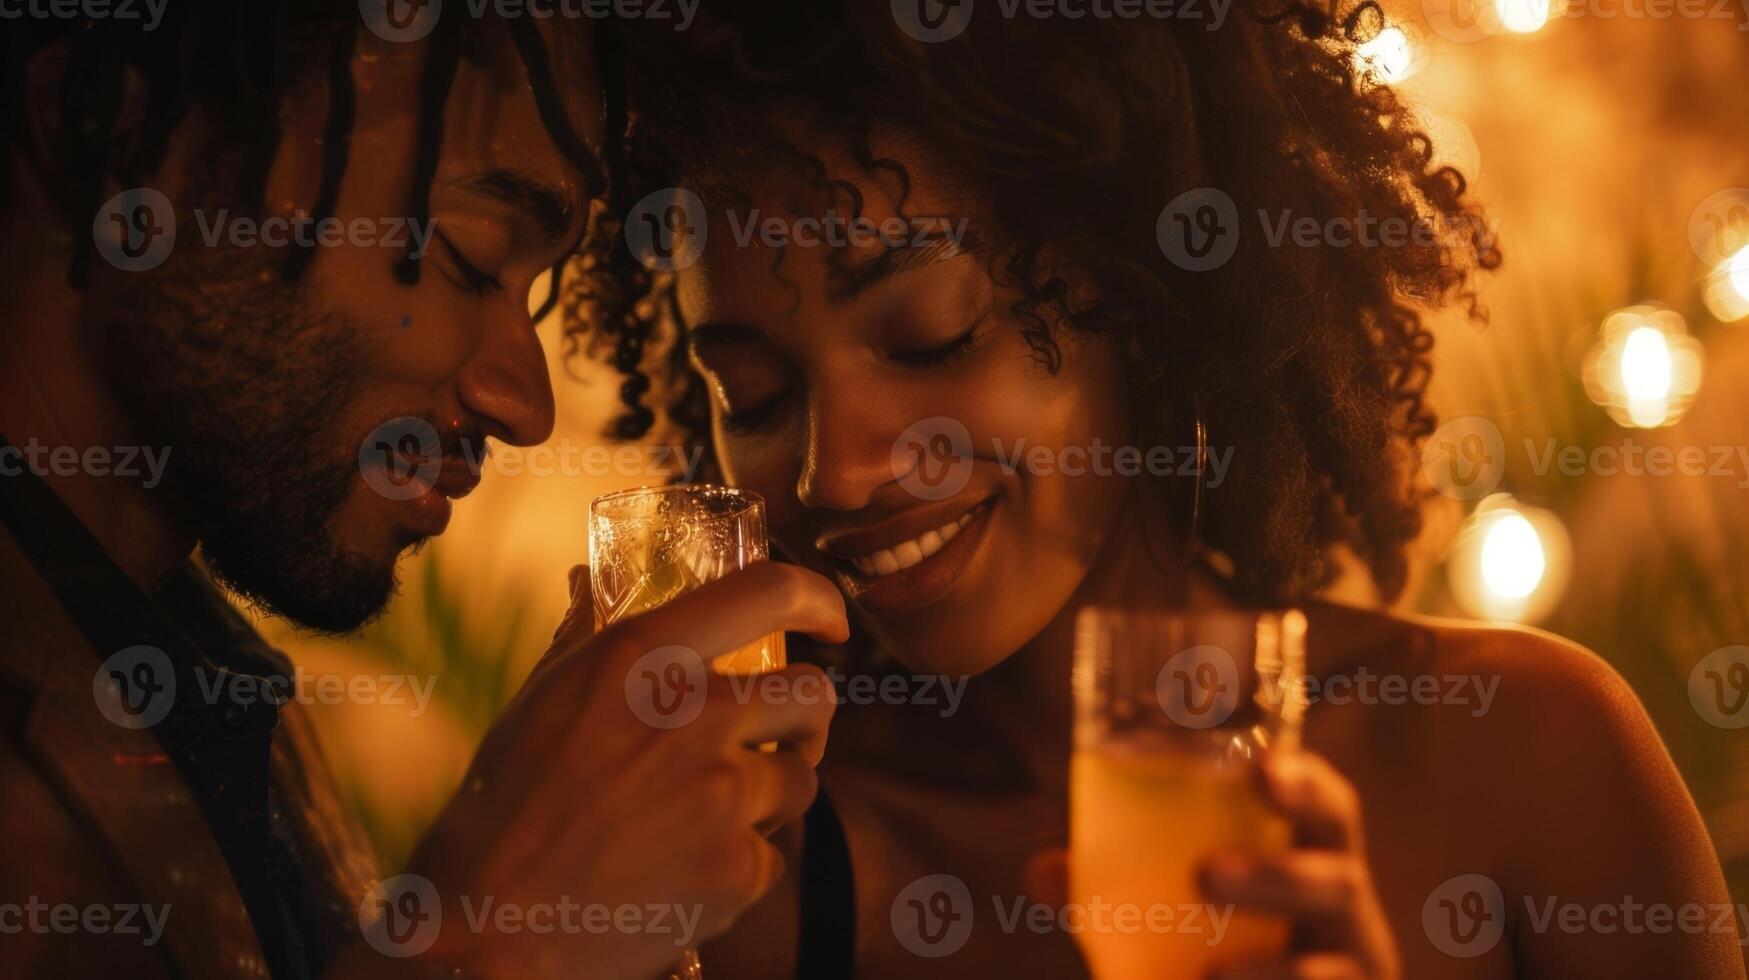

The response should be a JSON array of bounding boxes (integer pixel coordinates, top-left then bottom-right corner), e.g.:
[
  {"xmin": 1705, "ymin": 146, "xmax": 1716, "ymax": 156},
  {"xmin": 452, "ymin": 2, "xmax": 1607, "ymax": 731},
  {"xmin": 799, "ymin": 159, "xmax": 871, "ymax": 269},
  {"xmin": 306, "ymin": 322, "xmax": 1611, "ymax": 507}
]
[
  {"xmin": 338, "ymin": 561, "xmax": 849, "ymax": 980},
  {"xmin": 1198, "ymin": 751, "xmax": 1401, "ymax": 980}
]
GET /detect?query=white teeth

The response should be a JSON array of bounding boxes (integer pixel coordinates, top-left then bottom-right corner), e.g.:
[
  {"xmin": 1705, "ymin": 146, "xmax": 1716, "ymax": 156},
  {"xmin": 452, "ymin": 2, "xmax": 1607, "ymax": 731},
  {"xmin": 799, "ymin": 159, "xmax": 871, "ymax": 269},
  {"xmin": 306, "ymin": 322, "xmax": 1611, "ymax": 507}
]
[{"xmin": 848, "ymin": 512, "xmax": 976, "ymax": 578}]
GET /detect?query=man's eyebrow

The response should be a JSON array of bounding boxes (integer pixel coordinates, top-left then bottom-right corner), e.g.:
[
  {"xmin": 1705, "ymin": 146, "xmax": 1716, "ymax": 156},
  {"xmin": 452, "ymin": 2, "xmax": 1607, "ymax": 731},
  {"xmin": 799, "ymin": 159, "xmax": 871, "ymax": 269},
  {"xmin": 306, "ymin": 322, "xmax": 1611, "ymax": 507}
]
[
  {"xmin": 454, "ymin": 168, "xmax": 579, "ymax": 244},
  {"xmin": 833, "ymin": 226, "xmax": 985, "ymax": 302}
]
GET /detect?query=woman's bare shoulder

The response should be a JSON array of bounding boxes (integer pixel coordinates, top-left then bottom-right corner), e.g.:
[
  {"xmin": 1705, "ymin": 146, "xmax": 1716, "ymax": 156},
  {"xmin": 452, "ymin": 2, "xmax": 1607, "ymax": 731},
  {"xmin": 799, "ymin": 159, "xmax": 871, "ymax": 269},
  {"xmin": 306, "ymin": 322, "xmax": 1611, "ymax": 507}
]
[
  {"xmin": 1305, "ymin": 601, "xmax": 1727, "ymax": 893},
  {"xmin": 1304, "ymin": 599, "xmax": 1645, "ymax": 735}
]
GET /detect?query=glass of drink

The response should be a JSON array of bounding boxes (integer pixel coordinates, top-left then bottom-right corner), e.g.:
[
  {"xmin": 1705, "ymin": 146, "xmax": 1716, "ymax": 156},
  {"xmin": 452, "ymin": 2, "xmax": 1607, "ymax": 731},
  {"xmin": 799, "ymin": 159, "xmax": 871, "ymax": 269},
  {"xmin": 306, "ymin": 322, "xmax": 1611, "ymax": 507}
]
[
  {"xmin": 1070, "ymin": 606, "xmax": 1307, "ymax": 980},
  {"xmin": 590, "ymin": 484, "xmax": 786, "ymax": 672},
  {"xmin": 588, "ymin": 484, "xmax": 788, "ymax": 980}
]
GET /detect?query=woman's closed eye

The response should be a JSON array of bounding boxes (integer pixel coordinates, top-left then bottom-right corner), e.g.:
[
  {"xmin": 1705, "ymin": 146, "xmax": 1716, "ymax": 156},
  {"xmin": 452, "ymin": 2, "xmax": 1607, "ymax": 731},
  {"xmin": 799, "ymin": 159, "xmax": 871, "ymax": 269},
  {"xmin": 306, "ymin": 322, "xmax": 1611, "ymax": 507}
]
[{"xmin": 888, "ymin": 311, "xmax": 992, "ymax": 367}]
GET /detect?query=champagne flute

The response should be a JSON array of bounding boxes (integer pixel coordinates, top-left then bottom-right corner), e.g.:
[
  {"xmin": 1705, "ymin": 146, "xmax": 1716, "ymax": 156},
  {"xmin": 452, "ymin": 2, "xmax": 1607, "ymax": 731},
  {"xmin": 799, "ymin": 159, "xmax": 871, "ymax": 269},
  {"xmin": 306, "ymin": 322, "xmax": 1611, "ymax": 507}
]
[
  {"xmin": 1070, "ymin": 607, "xmax": 1307, "ymax": 979},
  {"xmin": 588, "ymin": 484, "xmax": 788, "ymax": 980}
]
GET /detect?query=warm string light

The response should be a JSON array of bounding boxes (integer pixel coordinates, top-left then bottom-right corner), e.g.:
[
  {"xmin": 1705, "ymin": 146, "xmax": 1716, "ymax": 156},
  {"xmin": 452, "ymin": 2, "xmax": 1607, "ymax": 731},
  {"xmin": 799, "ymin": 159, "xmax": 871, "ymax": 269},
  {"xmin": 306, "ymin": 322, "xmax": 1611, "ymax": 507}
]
[
  {"xmin": 1496, "ymin": 0, "xmax": 1555, "ymax": 33},
  {"xmin": 1353, "ymin": 26, "xmax": 1420, "ymax": 84},
  {"xmin": 1581, "ymin": 306, "xmax": 1705, "ymax": 429},
  {"xmin": 1450, "ymin": 495, "xmax": 1571, "ymax": 624},
  {"xmin": 1699, "ymin": 247, "xmax": 1749, "ymax": 323}
]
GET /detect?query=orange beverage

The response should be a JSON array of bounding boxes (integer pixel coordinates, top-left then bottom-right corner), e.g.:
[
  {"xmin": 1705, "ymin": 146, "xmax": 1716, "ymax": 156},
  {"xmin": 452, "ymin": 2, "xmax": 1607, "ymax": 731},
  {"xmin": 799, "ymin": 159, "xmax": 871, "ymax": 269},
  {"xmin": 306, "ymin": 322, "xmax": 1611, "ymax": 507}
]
[
  {"xmin": 1071, "ymin": 607, "xmax": 1306, "ymax": 980},
  {"xmin": 1070, "ymin": 738, "xmax": 1290, "ymax": 979}
]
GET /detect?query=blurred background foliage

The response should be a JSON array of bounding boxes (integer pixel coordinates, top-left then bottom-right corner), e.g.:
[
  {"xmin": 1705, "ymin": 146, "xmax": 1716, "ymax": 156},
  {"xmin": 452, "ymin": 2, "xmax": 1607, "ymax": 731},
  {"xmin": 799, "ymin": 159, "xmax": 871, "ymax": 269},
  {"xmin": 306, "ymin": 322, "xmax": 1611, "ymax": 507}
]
[{"xmin": 255, "ymin": 5, "xmax": 1748, "ymax": 926}]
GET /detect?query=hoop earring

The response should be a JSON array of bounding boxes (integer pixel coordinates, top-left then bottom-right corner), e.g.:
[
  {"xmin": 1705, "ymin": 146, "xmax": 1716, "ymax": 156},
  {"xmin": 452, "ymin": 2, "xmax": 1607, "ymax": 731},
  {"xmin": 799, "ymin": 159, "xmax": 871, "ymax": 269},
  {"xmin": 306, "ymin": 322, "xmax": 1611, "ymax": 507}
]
[{"xmin": 1183, "ymin": 407, "xmax": 1206, "ymax": 569}]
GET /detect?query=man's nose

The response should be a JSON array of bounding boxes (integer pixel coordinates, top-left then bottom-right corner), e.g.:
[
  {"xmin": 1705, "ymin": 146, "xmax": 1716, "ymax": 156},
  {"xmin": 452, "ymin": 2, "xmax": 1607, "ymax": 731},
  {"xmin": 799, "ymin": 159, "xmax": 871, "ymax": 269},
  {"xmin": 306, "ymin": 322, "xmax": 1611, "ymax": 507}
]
[{"xmin": 457, "ymin": 308, "xmax": 555, "ymax": 447}]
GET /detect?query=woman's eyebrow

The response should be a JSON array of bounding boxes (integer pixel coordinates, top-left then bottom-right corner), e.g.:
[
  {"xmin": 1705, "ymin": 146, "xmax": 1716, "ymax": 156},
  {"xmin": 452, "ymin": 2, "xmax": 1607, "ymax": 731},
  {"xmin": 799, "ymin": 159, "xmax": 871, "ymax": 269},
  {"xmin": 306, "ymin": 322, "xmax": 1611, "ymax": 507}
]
[{"xmin": 833, "ymin": 226, "xmax": 985, "ymax": 302}]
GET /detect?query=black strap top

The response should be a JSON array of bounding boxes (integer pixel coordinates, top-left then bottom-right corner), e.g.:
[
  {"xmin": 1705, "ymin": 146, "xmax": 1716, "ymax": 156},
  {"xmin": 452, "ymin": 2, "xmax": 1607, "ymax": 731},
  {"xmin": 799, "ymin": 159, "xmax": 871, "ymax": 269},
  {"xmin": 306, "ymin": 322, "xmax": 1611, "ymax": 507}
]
[{"xmin": 796, "ymin": 778, "xmax": 858, "ymax": 978}]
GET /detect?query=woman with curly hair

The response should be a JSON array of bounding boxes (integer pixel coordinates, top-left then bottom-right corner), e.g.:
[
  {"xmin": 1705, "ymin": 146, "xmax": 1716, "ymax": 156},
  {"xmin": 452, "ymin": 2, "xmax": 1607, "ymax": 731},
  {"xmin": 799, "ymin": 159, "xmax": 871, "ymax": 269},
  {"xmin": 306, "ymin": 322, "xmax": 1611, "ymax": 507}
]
[{"xmin": 570, "ymin": 5, "xmax": 1741, "ymax": 977}]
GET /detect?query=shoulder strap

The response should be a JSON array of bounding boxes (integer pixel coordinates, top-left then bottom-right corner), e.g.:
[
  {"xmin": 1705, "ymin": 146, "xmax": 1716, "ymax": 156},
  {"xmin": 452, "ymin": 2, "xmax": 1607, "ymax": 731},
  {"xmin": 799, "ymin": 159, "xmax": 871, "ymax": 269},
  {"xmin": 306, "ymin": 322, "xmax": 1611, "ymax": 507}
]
[{"xmin": 796, "ymin": 787, "xmax": 858, "ymax": 979}]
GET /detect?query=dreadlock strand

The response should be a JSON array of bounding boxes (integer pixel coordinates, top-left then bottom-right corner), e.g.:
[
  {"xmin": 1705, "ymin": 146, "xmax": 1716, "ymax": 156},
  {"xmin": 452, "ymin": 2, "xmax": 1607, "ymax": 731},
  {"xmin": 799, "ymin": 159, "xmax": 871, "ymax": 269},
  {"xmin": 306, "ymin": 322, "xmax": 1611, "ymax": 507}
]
[
  {"xmin": 395, "ymin": 15, "xmax": 462, "ymax": 286},
  {"xmin": 280, "ymin": 24, "xmax": 357, "ymax": 282},
  {"xmin": 506, "ymin": 17, "xmax": 605, "ymax": 202}
]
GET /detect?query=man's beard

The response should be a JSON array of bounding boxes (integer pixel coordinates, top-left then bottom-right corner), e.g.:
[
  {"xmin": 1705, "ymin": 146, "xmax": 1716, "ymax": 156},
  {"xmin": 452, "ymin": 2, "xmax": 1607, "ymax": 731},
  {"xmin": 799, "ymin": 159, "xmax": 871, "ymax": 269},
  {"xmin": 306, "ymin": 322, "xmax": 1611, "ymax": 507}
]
[{"xmin": 93, "ymin": 243, "xmax": 397, "ymax": 634}]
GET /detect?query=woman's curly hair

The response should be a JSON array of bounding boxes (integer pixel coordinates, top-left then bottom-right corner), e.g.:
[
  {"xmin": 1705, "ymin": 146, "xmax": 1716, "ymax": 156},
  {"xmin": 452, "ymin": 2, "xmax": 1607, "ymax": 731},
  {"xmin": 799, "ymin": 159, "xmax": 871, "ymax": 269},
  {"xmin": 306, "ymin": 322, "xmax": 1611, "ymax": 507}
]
[{"xmin": 567, "ymin": 1, "xmax": 1499, "ymax": 604}]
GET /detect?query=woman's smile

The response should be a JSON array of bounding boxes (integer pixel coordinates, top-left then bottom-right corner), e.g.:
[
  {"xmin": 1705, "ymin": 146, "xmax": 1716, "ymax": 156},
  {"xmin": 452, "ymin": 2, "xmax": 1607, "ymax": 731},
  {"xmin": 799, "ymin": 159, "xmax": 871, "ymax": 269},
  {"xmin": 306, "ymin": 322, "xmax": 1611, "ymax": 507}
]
[{"xmin": 817, "ymin": 493, "xmax": 999, "ymax": 616}]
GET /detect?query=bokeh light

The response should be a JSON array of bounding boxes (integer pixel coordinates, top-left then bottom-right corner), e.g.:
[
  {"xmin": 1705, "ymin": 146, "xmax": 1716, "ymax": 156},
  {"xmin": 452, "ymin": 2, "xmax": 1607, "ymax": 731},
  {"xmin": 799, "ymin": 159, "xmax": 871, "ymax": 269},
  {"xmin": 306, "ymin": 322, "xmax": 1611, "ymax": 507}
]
[
  {"xmin": 1581, "ymin": 306, "xmax": 1705, "ymax": 428},
  {"xmin": 1354, "ymin": 27, "xmax": 1417, "ymax": 84},
  {"xmin": 1497, "ymin": 0, "xmax": 1553, "ymax": 33},
  {"xmin": 1450, "ymin": 495, "xmax": 1571, "ymax": 624},
  {"xmin": 1480, "ymin": 512, "xmax": 1546, "ymax": 599},
  {"xmin": 1703, "ymin": 251, "xmax": 1749, "ymax": 322}
]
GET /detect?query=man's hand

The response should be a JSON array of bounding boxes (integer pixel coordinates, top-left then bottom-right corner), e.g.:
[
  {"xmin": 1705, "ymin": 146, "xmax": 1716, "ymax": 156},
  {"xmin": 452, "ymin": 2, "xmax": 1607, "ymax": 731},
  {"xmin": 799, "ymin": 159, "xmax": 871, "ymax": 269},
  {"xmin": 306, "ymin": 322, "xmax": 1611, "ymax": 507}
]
[{"xmin": 336, "ymin": 561, "xmax": 848, "ymax": 980}]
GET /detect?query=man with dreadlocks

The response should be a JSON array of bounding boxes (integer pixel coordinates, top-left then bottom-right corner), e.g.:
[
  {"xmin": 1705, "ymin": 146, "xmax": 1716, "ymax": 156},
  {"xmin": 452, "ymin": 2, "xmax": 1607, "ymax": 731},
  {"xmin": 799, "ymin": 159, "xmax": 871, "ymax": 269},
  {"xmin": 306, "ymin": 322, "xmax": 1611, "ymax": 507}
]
[{"xmin": 0, "ymin": 6, "xmax": 847, "ymax": 979}]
